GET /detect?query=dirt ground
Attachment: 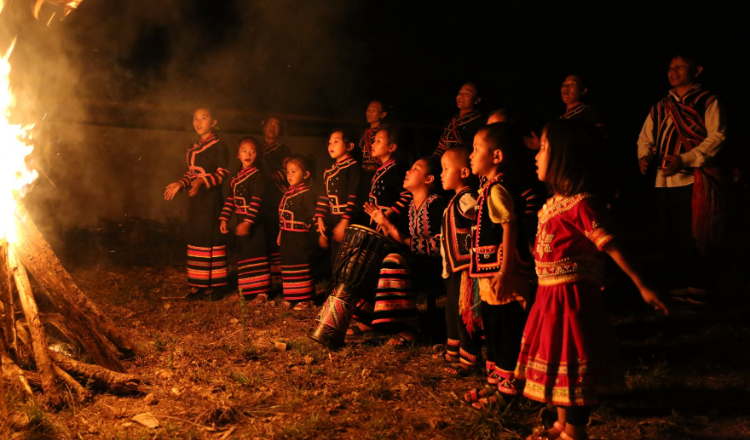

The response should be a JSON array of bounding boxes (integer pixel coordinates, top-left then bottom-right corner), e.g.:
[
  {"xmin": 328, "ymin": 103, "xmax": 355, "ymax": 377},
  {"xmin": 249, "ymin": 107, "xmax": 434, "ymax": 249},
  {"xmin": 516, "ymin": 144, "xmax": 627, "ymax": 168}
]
[{"xmin": 2, "ymin": 237, "xmax": 750, "ymax": 440}]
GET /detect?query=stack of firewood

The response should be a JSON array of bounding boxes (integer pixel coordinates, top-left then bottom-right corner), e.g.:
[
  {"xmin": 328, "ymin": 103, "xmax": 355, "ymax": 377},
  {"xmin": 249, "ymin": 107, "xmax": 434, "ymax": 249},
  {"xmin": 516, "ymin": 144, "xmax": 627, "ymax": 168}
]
[{"xmin": 1, "ymin": 204, "xmax": 141, "ymax": 408}]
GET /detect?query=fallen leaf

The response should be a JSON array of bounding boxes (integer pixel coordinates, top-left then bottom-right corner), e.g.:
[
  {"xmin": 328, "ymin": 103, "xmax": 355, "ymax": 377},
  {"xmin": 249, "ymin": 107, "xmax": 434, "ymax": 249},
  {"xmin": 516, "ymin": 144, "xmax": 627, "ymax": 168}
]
[
  {"xmin": 143, "ymin": 393, "xmax": 158, "ymax": 405},
  {"xmin": 171, "ymin": 387, "xmax": 181, "ymax": 396},
  {"xmin": 303, "ymin": 355, "xmax": 315, "ymax": 365},
  {"xmin": 132, "ymin": 412, "xmax": 159, "ymax": 429},
  {"xmin": 274, "ymin": 342, "xmax": 288, "ymax": 351}
]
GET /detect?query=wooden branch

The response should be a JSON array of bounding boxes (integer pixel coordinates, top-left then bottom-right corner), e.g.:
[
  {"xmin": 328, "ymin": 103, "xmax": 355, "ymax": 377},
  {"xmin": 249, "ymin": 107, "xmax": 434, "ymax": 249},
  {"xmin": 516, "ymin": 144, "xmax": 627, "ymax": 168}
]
[
  {"xmin": 52, "ymin": 365, "xmax": 89, "ymax": 402},
  {"xmin": 9, "ymin": 247, "xmax": 62, "ymax": 404},
  {"xmin": 13, "ymin": 205, "xmax": 136, "ymax": 372},
  {"xmin": 47, "ymin": 350, "xmax": 141, "ymax": 394},
  {"xmin": 0, "ymin": 241, "xmax": 18, "ymax": 362},
  {"xmin": 1, "ymin": 354, "xmax": 35, "ymax": 397}
]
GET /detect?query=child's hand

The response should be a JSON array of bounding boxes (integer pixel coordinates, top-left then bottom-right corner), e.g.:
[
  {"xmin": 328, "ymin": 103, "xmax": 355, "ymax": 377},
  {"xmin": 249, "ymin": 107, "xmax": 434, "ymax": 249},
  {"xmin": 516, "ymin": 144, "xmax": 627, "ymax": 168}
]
[
  {"xmin": 332, "ymin": 220, "xmax": 348, "ymax": 243},
  {"xmin": 489, "ymin": 272, "xmax": 514, "ymax": 304},
  {"xmin": 364, "ymin": 202, "xmax": 386, "ymax": 225},
  {"xmin": 220, "ymin": 220, "xmax": 228, "ymax": 234},
  {"xmin": 236, "ymin": 221, "xmax": 250, "ymax": 236},
  {"xmin": 319, "ymin": 234, "xmax": 329, "ymax": 249},
  {"xmin": 277, "ymin": 231, "xmax": 281, "ymax": 246},
  {"xmin": 523, "ymin": 131, "xmax": 540, "ymax": 150},
  {"xmin": 317, "ymin": 217, "xmax": 327, "ymax": 234},
  {"xmin": 189, "ymin": 179, "xmax": 204, "ymax": 197},
  {"xmin": 164, "ymin": 182, "xmax": 182, "ymax": 200},
  {"xmin": 640, "ymin": 286, "xmax": 669, "ymax": 315}
]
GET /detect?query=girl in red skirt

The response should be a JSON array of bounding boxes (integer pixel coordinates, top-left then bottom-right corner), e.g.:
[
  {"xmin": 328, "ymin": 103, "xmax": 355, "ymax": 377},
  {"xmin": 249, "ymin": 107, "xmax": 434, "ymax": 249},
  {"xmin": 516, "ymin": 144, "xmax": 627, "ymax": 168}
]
[{"xmin": 516, "ymin": 119, "xmax": 668, "ymax": 440}]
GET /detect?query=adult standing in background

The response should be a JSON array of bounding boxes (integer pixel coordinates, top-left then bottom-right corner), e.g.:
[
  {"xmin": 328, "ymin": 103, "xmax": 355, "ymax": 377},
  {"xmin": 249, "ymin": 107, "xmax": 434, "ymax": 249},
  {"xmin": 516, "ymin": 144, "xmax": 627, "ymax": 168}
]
[
  {"xmin": 637, "ymin": 54, "xmax": 727, "ymax": 304},
  {"xmin": 358, "ymin": 99, "xmax": 388, "ymax": 174},
  {"xmin": 261, "ymin": 116, "xmax": 292, "ymax": 277},
  {"xmin": 433, "ymin": 82, "xmax": 484, "ymax": 157}
]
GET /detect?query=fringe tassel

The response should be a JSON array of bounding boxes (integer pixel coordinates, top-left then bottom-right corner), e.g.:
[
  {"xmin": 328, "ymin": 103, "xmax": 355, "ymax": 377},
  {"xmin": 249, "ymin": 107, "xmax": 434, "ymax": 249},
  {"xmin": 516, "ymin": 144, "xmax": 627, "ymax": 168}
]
[
  {"xmin": 458, "ymin": 271, "xmax": 482, "ymax": 337},
  {"xmin": 692, "ymin": 169, "xmax": 724, "ymax": 255}
]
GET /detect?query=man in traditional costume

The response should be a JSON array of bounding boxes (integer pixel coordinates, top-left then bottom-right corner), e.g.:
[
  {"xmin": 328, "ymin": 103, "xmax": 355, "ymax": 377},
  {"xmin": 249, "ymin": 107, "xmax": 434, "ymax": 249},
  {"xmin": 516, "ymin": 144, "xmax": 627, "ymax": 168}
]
[{"xmin": 637, "ymin": 54, "xmax": 726, "ymax": 303}]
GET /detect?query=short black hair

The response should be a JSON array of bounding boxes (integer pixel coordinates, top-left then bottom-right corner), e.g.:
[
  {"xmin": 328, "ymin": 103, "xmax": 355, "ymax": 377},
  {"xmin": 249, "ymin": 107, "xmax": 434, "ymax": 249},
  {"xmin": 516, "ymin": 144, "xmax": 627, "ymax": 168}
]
[
  {"xmin": 378, "ymin": 123, "xmax": 400, "ymax": 146},
  {"xmin": 542, "ymin": 119, "xmax": 605, "ymax": 197},
  {"xmin": 671, "ymin": 52, "xmax": 701, "ymax": 69},
  {"xmin": 262, "ymin": 116, "xmax": 286, "ymax": 136},
  {"xmin": 419, "ymin": 155, "xmax": 442, "ymax": 193},
  {"xmin": 237, "ymin": 136, "xmax": 262, "ymax": 154},
  {"xmin": 286, "ymin": 154, "xmax": 315, "ymax": 182},
  {"xmin": 565, "ymin": 73, "xmax": 586, "ymax": 89},
  {"xmin": 476, "ymin": 122, "xmax": 524, "ymax": 174},
  {"xmin": 463, "ymin": 81, "xmax": 481, "ymax": 99}
]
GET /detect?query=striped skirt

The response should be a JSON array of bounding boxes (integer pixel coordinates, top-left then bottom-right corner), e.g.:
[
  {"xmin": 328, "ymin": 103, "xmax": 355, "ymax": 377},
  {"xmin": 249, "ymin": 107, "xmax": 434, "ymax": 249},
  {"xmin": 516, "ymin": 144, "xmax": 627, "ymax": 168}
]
[
  {"xmin": 353, "ymin": 253, "xmax": 417, "ymax": 330},
  {"xmin": 279, "ymin": 230, "xmax": 315, "ymax": 302},
  {"xmin": 187, "ymin": 245, "xmax": 228, "ymax": 288},
  {"xmin": 238, "ymin": 256, "xmax": 271, "ymax": 296}
]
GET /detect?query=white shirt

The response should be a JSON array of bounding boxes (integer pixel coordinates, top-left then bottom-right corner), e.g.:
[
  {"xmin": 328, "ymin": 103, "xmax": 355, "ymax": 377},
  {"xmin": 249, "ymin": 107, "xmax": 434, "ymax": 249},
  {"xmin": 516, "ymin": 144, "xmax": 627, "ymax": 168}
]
[{"xmin": 637, "ymin": 86, "xmax": 727, "ymax": 188}]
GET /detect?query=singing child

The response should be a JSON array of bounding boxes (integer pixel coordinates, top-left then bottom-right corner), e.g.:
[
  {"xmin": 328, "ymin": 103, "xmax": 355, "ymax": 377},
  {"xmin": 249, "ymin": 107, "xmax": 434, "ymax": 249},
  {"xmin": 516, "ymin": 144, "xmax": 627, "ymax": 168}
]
[
  {"xmin": 367, "ymin": 124, "xmax": 412, "ymax": 222},
  {"xmin": 316, "ymin": 129, "xmax": 364, "ymax": 268},
  {"xmin": 164, "ymin": 107, "xmax": 229, "ymax": 296},
  {"xmin": 278, "ymin": 155, "xmax": 318, "ymax": 311},
  {"xmin": 362, "ymin": 156, "xmax": 447, "ymax": 346},
  {"xmin": 219, "ymin": 137, "xmax": 271, "ymax": 305}
]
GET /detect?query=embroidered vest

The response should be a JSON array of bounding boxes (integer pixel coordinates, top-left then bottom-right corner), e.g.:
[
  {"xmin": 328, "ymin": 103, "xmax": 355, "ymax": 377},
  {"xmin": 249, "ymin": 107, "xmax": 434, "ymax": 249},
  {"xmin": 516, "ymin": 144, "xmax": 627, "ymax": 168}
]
[{"xmin": 441, "ymin": 186, "xmax": 476, "ymax": 273}]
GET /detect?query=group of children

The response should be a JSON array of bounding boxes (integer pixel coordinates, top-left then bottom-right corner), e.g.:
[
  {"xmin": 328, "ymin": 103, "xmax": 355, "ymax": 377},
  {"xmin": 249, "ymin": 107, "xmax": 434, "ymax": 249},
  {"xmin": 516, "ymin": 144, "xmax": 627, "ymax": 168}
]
[{"xmin": 165, "ymin": 95, "xmax": 669, "ymax": 439}]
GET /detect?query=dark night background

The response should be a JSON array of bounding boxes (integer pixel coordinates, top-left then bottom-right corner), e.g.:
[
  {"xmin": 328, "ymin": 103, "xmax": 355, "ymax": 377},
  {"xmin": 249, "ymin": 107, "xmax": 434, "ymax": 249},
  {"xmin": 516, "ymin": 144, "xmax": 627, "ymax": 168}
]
[
  {"xmin": 7, "ymin": 0, "xmax": 748, "ymax": 148},
  {"xmin": 1, "ymin": 0, "xmax": 748, "ymax": 230}
]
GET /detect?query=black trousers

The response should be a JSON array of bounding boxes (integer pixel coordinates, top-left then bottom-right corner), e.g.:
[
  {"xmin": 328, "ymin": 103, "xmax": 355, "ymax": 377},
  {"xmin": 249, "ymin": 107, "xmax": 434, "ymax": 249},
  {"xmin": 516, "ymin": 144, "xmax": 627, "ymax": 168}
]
[
  {"xmin": 481, "ymin": 300, "xmax": 526, "ymax": 372},
  {"xmin": 445, "ymin": 271, "xmax": 482, "ymax": 365},
  {"xmin": 655, "ymin": 185, "xmax": 710, "ymax": 289}
]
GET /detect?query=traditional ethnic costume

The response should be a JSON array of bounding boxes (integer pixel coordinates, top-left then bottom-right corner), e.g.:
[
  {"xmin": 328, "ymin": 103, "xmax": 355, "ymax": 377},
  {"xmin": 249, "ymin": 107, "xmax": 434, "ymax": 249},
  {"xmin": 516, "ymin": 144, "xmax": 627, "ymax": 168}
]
[
  {"xmin": 219, "ymin": 166, "xmax": 271, "ymax": 298},
  {"xmin": 561, "ymin": 102, "xmax": 605, "ymax": 131},
  {"xmin": 470, "ymin": 174, "xmax": 533, "ymax": 395},
  {"xmin": 433, "ymin": 110, "xmax": 484, "ymax": 157},
  {"xmin": 358, "ymin": 125, "xmax": 381, "ymax": 173},
  {"xmin": 515, "ymin": 193, "xmax": 625, "ymax": 406},
  {"xmin": 367, "ymin": 158, "xmax": 412, "ymax": 222},
  {"xmin": 262, "ymin": 140, "xmax": 292, "ymax": 275},
  {"xmin": 177, "ymin": 133, "xmax": 229, "ymax": 289},
  {"xmin": 315, "ymin": 156, "xmax": 364, "ymax": 267},
  {"xmin": 278, "ymin": 182, "xmax": 318, "ymax": 302},
  {"xmin": 637, "ymin": 83, "xmax": 726, "ymax": 291},
  {"xmin": 440, "ymin": 186, "xmax": 482, "ymax": 369},
  {"xmin": 353, "ymin": 194, "xmax": 446, "ymax": 333}
]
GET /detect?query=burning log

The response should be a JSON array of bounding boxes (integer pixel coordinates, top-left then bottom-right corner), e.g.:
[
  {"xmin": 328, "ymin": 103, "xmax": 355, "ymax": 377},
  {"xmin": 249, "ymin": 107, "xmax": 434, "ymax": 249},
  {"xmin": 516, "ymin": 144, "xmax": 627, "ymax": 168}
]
[
  {"xmin": 13, "ymin": 204, "xmax": 137, "ymax": 371},
  {"xmin": 0, "ymin": 206, "xmax": 143, "ymax": 404},
  {"xmin": 0, "ymin": 241, "xmax": 18, "ymax": 361},
  {"xmin": 8, "ymin": 246, "xmax": 62, "ymax": 405}
]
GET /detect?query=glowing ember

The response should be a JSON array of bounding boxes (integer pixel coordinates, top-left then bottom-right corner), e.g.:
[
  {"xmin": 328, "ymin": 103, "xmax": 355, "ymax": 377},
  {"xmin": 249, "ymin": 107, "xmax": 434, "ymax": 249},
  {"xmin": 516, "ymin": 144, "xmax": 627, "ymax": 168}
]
[{"xmin": 1, "ymin": 3, "xmax": 39, "ymax": 242}]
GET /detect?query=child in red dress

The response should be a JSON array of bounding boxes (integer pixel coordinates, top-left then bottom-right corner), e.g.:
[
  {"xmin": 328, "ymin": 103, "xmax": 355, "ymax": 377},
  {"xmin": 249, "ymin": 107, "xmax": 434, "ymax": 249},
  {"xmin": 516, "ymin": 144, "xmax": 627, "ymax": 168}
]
[{"xmin": 516, "ymin": 120, "xmax": 668, "ymax": 440}]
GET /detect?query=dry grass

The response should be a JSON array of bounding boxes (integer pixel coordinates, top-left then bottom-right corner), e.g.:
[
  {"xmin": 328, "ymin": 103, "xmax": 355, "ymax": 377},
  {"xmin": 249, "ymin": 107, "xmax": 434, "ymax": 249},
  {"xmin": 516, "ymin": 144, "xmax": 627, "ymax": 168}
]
[{"xmin": 2, "ymin": 245, "xmax": 750, "ymax": 440}]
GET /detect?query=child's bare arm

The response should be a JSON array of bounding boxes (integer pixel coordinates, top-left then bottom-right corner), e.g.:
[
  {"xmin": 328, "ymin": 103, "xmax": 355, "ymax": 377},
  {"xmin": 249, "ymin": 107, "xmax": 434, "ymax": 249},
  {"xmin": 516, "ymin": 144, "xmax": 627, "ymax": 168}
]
[
  {"xmin": 490, "ymin": 220, "xmax": 518, "ymax": 301},
  {"xmin": 604, "ymin": 241, "xmax": 668, "ymax": 315}
]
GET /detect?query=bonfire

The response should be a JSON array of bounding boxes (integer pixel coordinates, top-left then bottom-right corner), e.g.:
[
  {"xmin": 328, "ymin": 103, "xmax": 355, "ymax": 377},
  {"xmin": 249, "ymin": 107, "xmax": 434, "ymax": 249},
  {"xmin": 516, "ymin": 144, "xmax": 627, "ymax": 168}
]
[{"xmin": 0, "ymin": 0, "xmax": 140, "ymax": 410}]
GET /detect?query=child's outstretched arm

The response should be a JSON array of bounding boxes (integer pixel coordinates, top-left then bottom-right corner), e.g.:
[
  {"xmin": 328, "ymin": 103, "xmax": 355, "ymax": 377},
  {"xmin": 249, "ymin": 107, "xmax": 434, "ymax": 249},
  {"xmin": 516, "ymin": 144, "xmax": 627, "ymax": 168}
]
[{"xmin": 603, "ymin": 241, "xmax": 669, "ymax": 315}]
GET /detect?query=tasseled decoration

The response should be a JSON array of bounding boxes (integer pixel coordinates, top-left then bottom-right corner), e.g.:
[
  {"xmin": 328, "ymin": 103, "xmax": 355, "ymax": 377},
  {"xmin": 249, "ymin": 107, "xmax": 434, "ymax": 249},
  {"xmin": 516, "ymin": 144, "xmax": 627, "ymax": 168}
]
[
  {"xmin": 692, "ymin": 169, "xmax": 724, "ymax": 255},
  {"xmin": 458, "ymin": 271, "xmax": 482, "ymax": 337}
]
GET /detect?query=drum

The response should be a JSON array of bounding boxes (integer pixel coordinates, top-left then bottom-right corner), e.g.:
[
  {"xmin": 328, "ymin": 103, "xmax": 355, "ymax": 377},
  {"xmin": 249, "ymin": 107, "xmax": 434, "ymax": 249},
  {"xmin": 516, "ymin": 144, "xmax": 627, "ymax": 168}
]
[{"xmin": 309, "ymin": 225, "xmax": 390, "ymax": 348}]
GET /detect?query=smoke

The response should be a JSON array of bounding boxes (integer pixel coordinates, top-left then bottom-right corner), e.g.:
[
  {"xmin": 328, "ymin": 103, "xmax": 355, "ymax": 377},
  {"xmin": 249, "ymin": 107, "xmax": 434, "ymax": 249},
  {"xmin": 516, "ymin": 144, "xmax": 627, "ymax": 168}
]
[{"xmin": 10, "ymin": 0, "xmax": 366, "ymax": 243}]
